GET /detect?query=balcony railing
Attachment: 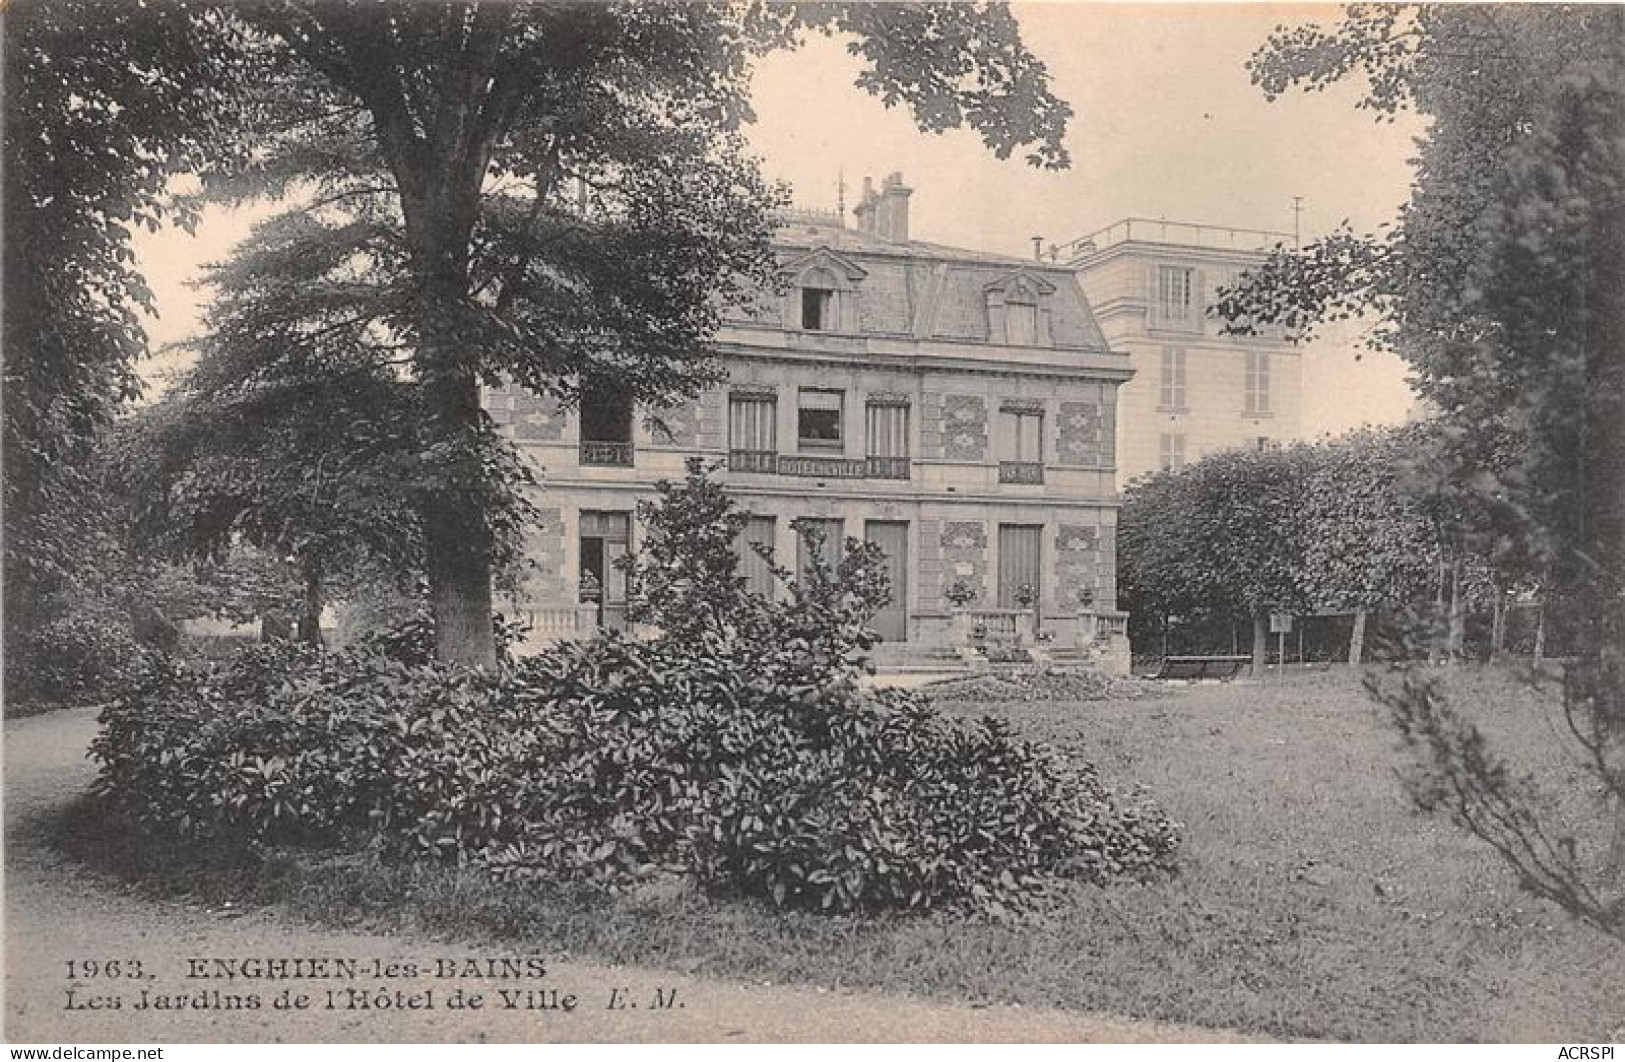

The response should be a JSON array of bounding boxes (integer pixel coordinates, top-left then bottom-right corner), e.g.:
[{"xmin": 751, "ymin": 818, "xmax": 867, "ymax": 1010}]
[
  {"xmin": 998, "ymin": 461, "xmax": 1045, "ymax": 485},
  {"xmin": 728, "ymin": 449, "xmax": 777, "ymax": 473},
  {"xmin": 778, "ymin": 453, "xmax": 867, "ymax": 479},
  {"xmin": 1054, "ymin": 217, "xmax": 1296, "ymax": 261},
  {"xmin": 865, "ymin": 455, "xmax": 911, "ymax": 480},
  {"xmin": 727, "ymin": 450, "xmax": 912, "ymax": 480},
  {"xmin": 580, "ymin": 440, "xmax": 635, "ymax": 466}
]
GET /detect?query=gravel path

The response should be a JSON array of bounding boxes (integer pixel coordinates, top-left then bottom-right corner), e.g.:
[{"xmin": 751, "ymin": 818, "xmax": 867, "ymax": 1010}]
[{"xmin": 4, "ymin": 707, "xmax": 1263, "ymax": 1044}]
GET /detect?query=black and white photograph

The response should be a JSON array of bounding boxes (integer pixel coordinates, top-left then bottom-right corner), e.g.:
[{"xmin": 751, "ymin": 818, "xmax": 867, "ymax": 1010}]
[{"xmin": 4, "ymin": 0, "xmax": 1623, "ymax": 1048}]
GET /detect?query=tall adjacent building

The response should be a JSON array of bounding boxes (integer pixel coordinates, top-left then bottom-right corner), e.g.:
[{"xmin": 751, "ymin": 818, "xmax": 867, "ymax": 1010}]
[
  {"xmin": 487, "ymin": 175, "xmax": 1134, "ymax": 670},
  {"xmin": 1066, "ymin": 218, "xmax": 1305, "ymax": 485}
]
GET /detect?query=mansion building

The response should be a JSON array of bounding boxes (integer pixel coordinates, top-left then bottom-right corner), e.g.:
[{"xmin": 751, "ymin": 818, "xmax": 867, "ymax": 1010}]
[
  {"xmin": 1066, "ymin": 219, "xmax": 1305, "ymax": 486},
  {"xmin": 486, "ymin": 174, "xmax": 1134, "ymax": 669}
]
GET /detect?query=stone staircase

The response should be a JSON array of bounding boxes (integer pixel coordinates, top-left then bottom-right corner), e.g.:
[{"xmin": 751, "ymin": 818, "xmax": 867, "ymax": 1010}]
[{"xmin": 868, "ymin": 641, "xmax": 971, "ymax": 675}]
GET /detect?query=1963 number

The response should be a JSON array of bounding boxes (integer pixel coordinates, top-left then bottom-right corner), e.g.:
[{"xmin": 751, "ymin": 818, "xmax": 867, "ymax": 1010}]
[{"xmin": 65, "ymin": 959, "xmax": 146, "ymax": 980}]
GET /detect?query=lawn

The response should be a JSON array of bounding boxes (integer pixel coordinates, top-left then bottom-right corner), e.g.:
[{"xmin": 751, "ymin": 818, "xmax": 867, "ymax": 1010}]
[{"xmin": 61, "ymin": 666, "xmax": 1625, "ymax": 1042}]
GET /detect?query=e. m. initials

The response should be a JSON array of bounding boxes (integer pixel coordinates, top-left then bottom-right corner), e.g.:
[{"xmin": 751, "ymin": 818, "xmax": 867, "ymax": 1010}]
[{"xmin": 606, "ymin": 985, "xmax": 682, "ymax": 1010}]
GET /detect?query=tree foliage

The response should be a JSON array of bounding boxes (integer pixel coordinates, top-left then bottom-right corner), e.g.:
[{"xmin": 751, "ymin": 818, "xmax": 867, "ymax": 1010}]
[
  {"xmin": 1228, "ymin": 4, "xmax": 1625, "ymax": 935},
  {"xmin": 1298, "ymin": 428, "xmax": 1439, "ymax": 608},
  {"xmin": 1120, "ymin": 428, "xmax": 1464, "ymax": 670},
  {"xmin": 1, "ymin": 0, "xmax": 251, "ymax": 670},
  {"xmin": 164, "ymin": 0, "xmax": 1073, "ymax": 667},
  {"xmin": 1119, "ymin": 444, "xmax": 1313, "ymax": 675}
]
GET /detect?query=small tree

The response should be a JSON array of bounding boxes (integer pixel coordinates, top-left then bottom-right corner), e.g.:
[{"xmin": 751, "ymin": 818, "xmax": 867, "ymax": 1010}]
[
  {"xmin": 624, "ymin": 459, "xmax": 891, "ymax": 680},
  {"xmin": 114, "ymin": 315, "xmax": 447, "ymax": 646}
]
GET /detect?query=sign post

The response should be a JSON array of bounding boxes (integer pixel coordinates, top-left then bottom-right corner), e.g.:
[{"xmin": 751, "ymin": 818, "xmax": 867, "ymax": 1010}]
[{"xmin": 1269, "ymin": 612, "xmax": 1294, "ymax": 677}]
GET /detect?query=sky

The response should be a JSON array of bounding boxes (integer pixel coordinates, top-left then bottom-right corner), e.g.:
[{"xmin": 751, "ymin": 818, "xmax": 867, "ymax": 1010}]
[{"xmin": 133, "ymin": 2, "xmax": 1427, "ymax": 432}]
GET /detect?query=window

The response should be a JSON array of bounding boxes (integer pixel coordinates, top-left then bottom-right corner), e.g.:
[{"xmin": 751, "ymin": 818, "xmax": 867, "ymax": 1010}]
[
  {"xmin": 865, "ymin": 402, "xmax": 909, "ymax": 479},
  {"xmin": 728, "ymin": 392, "xmax": 777, "ymax": 472},
  {"xmin": 1001, "ymin": 409, "xmax": 1043, "ymax": 462},
  {"xmin": 998, "ymin": 407, "xmax": 1044, "ymax": 484},
  {"xmin": 797, "ymin": 389, "xmax": 843, "ymax": 451},
  {"xmin": 1005, "ymin": 300, "xmax": 1038, "ymax": 346},
  {"xmin": 801, "ymin": 287, "xmax": 835, "ymax": 330},
  {"xmin": 1245, "ymin": 350, "xmax": 1271, "ymax": 414},
  {"xmin": 1159, "ymin": 432, "xmax": 1186, "ymax": 472},
  {"xmin": 738, "ymin": 515, "xmax": 777, "ymax": 598},
  {"xmin": 1157, "ymin": 265, "xmax": 1194, "ymax": 323},
  {"xmin": 1159, "ymin": 347, "xmax": 1187, "ymax": 410},
  {"xmin": 794, "ymin": 518, "xmax": 844, "ymax": 580},
  {"xmin": 579, "ymin": 381, "xmax": 633, "ymax": 466}
]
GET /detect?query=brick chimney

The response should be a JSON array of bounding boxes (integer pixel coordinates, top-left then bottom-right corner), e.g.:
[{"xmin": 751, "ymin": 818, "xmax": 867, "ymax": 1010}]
[
  {"xmin": 874, "ymin": 172, "xmax": 912, "ymax": 242},
  {"xmin": 853, "ymin": 176, "xmax": 878, "ymax": 234}
]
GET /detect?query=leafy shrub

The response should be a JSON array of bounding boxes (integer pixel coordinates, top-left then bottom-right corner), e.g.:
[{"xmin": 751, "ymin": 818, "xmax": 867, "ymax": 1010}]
[
  {"xmin": 95, "ymin": 631, "xmax": 1178, "ymax": 913},
  {"xmin": 93, "ymin": 464, "xmax": 1179, "ymax": 914},
  {"xmin": 623, "ymin": 458, "xmax": 893, "ymax": 670},
  {"xmin": 7, "ymin": 607, "xmax": 158, "ymax": 705}
]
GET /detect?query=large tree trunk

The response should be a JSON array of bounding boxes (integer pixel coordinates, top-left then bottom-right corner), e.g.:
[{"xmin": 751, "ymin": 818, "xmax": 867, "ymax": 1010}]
[
  {"xmin": 415, "ymin": 357, "xmax": 499, "ymax": 668},
  {"xmin": 402, "ymin": 190, "xmax": 500, "ymax": 668},
  {"xmin": 1251, "ymin": 612, "xmax": 1268, "ymax": 679},
  {"xmin": 425, "ymin": 498, "xmax": 498, "ymax": 668},
  {"xmin": 1349, "ymin": 608, "xmax": 1368, "ymax": 666}
]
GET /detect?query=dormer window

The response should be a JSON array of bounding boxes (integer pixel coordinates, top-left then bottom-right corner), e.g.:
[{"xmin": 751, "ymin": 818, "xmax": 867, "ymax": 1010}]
[
  {"xmin": 802, "ymin": 286, "xmax": 835, "ymax": 330},
  {"xmin": 782, "ymin": 249, "xmax": 866, "ymax": 334},
  {"xmin": 985, "ymin": 270, "xmax": 1056, "ymax": 347}
]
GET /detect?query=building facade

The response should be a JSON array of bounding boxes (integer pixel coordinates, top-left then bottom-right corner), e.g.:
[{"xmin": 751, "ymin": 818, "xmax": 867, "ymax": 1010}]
[
  {"xmin": 488, "ymin": 175, "xmax": 1133, "ymax": 669},
  {"xmin": 1065, "ymin": 219, "xmax": 1304, "ymax": 486}
]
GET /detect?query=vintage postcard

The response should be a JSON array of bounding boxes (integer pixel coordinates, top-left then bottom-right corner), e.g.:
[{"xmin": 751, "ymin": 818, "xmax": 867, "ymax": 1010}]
[{"xmin": 6, "ymin": 1, "xmax": 1622, "ymax": 1050}]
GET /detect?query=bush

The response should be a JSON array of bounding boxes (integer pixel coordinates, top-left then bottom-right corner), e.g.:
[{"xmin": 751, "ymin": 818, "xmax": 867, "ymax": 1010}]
[
  {"xmin": 94, "ymin": 627, "xmax": 1178, "ymax": 914},
  {"xmin": 93, "ymin": 465, "xmax": 1180, "ymax": 915},
  {"xmin": 7, "ymin": 607, "xmax": 158, "ymax": 705}
]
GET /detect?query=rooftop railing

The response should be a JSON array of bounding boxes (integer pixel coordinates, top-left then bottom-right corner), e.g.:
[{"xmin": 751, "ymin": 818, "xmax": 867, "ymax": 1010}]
[{"xmin": 1054, "ymin": 218, "xmax": 1296, "ymax": 263}]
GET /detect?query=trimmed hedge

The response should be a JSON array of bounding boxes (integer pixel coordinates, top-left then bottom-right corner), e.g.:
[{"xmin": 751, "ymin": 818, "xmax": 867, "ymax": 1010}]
[{"xmin": 93, "ymin": 631, "xmax": 1179, "ymax": 914}]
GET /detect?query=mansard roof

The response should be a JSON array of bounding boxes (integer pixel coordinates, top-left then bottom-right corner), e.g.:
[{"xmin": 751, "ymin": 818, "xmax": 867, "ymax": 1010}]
[{"xmin": 743, "ymin": 219, "xmax": 1111, "ymax": 351}]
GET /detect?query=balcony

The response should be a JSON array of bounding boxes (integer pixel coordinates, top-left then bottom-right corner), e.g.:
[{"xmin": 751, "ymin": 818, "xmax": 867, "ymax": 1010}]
[
  {"xmin": 998, "ymin": 461, "xmax": 1045, "ymax": 485},
  {"xmin": 727, "ymin": 450, "xmax": 911, "ymax": 480},
  {"xmin": 728, "ymin": 449, "xmax": 777, "ymax": 473},
  {"xmin": 865, "ymin": 455, "xmax": 911, "ymax": 480},
  {"xmin": 778, "ymin": 453, "xmax": 867, "ymax": 479},
  {"xmin": 579, "ymin": 440, "xmax": 634, "ymax": 467}
]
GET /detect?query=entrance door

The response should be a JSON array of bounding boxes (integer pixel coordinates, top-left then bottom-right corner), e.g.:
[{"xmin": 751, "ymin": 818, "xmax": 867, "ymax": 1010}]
[
  {"xmin": 865, "ymin": 520, "xmax": 908, "ymax": 642},
  {"xmin": 997, "ymin": 524, "xmax": 1042, "ymax": 624},
  {"xmin": 579, "ymin": 510, "xmax": 631, "ymax": 631}
]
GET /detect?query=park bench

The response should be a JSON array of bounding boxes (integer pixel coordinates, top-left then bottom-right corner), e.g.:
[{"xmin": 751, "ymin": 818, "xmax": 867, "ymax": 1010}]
[{"xmin": 1150, "ymin": 654, "xmax": 1251, "ymax": 680}]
